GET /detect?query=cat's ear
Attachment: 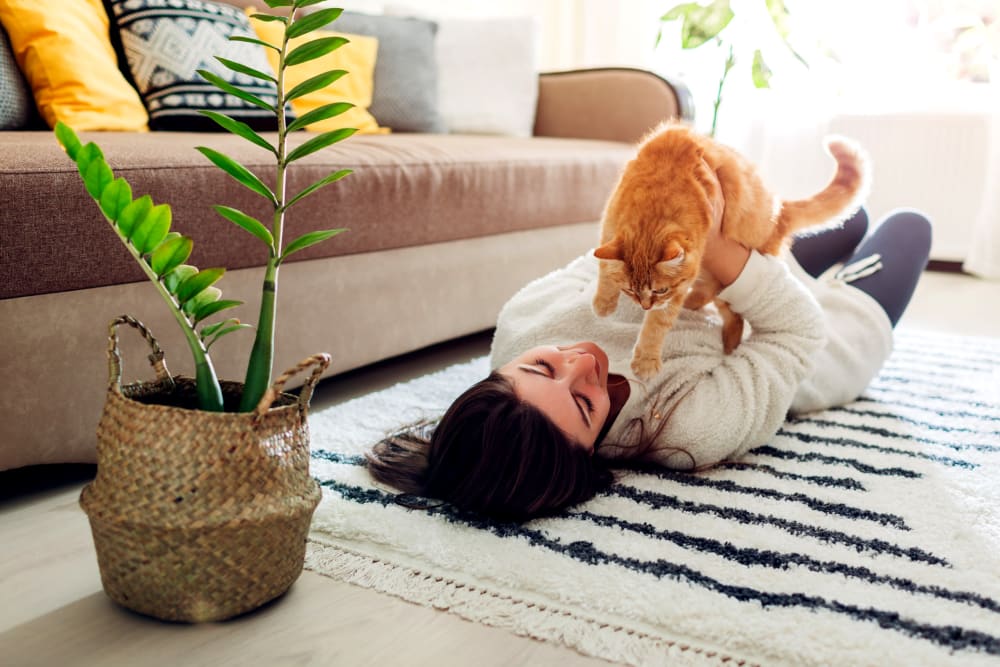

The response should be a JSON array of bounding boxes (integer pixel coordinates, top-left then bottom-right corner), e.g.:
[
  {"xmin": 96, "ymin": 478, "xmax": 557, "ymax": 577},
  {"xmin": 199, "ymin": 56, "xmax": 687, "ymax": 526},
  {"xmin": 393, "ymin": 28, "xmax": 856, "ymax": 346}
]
[
  {"xmin": 594, "ymin": 237, "xmax": 625, "ymax": 261},
  {"xmin": 658, "ymin": 240, "xmax": 685, "ymax": 267}
]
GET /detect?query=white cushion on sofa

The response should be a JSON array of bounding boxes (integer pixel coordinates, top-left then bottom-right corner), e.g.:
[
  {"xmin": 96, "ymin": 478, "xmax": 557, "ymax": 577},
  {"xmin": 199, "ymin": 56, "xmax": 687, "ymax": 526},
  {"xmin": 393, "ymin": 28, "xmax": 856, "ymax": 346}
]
[{"xmin": 434, "ymin": 17, "xmax": 539, "ymax": 137}]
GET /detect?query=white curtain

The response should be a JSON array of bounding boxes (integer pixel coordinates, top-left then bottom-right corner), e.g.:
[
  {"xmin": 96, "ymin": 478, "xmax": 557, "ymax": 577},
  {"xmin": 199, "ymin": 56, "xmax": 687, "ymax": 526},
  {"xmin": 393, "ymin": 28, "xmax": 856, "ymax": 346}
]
[
  {"xmin": 964, "ymin": 112, "xmax": 1000, "ymax": 278},
  {"xmin": 531, "ymin": 0, "xmax": 659, "ymax": 72}
]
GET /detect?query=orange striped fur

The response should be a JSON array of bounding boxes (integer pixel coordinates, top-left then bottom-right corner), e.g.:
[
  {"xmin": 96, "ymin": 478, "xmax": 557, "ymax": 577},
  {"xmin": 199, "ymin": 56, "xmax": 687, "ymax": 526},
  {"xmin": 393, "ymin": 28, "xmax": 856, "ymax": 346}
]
[{"xmin": 593, "ymin": 123, "xmax": 870, "ymax": 380}]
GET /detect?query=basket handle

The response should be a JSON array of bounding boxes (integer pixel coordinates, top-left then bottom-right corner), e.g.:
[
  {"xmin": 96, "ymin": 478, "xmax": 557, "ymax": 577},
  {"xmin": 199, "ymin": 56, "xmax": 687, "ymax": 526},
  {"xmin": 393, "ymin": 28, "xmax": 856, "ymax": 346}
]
[
  {"xmin": 253, "ymin": 353, "xmax": 331, "ymax": 418},
  {"xmin": 107, "ymin": 315, "xmax": 175, "ymax": 392}
]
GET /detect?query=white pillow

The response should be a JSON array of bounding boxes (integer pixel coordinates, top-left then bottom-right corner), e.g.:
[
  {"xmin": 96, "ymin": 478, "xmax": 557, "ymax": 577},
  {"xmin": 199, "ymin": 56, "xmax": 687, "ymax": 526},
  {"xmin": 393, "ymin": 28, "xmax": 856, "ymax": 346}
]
[{"xmin": 434, "ymin": 17, "xmax": 539, "ymax": 137}]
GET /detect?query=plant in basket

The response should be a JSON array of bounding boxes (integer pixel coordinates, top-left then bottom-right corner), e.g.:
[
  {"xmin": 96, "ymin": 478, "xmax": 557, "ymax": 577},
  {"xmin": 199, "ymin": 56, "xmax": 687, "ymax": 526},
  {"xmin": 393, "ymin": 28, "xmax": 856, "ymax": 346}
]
[{"xmin": 56, "ymin": 0, "xmax": 356, "ymax": 622}]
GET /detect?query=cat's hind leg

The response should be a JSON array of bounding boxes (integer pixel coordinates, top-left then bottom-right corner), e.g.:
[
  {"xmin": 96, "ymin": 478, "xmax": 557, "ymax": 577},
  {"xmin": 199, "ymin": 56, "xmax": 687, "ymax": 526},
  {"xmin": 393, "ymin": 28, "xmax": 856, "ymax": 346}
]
[
  {"xmin": 683, "ymin": 270, "xmax": 721, "ymax": 311},
  {"xmin": 715, "ymin": 299, "xmax": 744, "ymax": 354}
]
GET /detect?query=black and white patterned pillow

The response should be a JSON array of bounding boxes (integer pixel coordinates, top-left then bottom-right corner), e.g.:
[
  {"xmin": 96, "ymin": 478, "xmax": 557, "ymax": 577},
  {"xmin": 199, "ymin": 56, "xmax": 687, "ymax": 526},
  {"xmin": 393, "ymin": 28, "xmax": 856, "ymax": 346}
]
[{"xmin": 106, "ymin": 0, "xmax": 290, "ymax": 131}]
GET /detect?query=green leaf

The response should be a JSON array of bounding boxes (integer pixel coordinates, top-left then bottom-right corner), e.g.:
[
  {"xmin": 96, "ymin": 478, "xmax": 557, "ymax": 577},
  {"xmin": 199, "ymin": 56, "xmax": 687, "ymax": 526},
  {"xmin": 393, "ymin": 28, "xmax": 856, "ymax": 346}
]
[
  {"xmin": 230, "ymin": 35, "xmax": 280, "ymax": 53},
  {"xmin": 131, "ymin": 203, "xmax": 172, "ymax": 254},
  {"xmin": 264, "ymin": 0, "xmax": 293, "ymax": 7},
  {"xmin": 195, "ymin": 146, "xmax": 277, "ymax": 205},
  {"xmin": 287, "ymin": 8, "xmax": 343, "ymax": 39},
  {"xmin": 197, "ymin": 69, "xmax": 275, "ymax": 113},
  {"xmin": 163, "ymin": 264, "xmax": 197, "ymax": 294},
  {"xmin": 284, "ymin": 169, "xmax": 351, "ymax": 210},
  {"xmin": 199, "ymin": 110, "xmax": 276, "ymax": 154},
  {"xmin": 295, "ymin": 0, "xmax": 329, "ymax": 8},
  {"xmin": 54, "ymin": 122, "xmax": 82, "ymax": 160},
  {"xmin": 150, "ymin": 235, "xmax": 193, "ymax": 276},
  {"xmin": 765, "ymin": 0, "xmax": 791, "ymax": 38},
  {"xmin": 205, "ymin": 323, "xmax": 253, "ymax": 349},
  {"xmin": 279, "ymin": 228, "xmax": 346, "ymax": 263},
  {"xmin": 99, "ymin": 178, "xmax": 132, "ymax": 222},
  {"xmin": 193, "ymin": 300, "xmax": 243, "ymax": 324},
  {"xmin": 286, "ymin": 102, "xmax": 353, "ymax": 133},
  {"xmin": 285, "ymin": 36, "xmax": 349, "ymax": 67},
  {"xmin": 286, "ymin": 69, "xmax": 348, "ymax": 103},
  {"xmin": 201, "ymin": 317, "xmax": 239, "ymax": 339},
  {"xmin": 75, "ymin": 142, "xmax": 104, "ymax": 178},
  {"xmin": 83, "ymin": 157, "xmax": 114, "ymax": 201},
  {"xmin": 215, "ymin": 56, "xmax": 276, "ymax": 84},
  {"xmin": 116, "ymin": 194, "xmax": 154, "ymax": 238},
  {"xmin": 660, "ymin": 2, "xmax": 699, "ymax": 22},
  {"xmin": 176, "ymin": 267, "xmax": 226, "ymax": 305},
  {"xmin": 680, "ymin": 0, "xmax": 733, "ymax": 49},
  {"xmin": 213, "ymin": 205, "xmax": 275, "ymax": 249},
  {"xmin": 285, "ymin": 128, "xmax": 356, "ymax": 164},
  {"xmin": 751, "ymin": 49, "xmax": 772, "ymax": 88},
  {"xmin": 249, "ymin": 13, "xmax": 288, "ymax": 23},
  {"xmin": 183, "ymin": 286, "xmax": 221, "ymax": 316}
]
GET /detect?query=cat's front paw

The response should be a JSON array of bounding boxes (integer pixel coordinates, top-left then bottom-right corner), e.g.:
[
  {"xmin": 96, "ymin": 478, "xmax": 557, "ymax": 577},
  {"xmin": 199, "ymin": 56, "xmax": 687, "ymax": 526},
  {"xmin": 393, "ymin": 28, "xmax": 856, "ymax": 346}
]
[
  {"xmin": 592, "ymin": 294, "xmax": 618, "ymax": 317},
  {"xmin": 631, "ymin": 354, "xmax": 661, "ymax": 381}
]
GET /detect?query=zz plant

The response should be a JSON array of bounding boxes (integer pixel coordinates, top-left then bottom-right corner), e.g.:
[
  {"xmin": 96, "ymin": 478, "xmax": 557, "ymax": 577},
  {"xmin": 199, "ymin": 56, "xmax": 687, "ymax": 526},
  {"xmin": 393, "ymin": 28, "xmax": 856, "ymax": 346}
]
[{"xmin": 55, "ymin": 0, "xmax": 356, "ymax": 412}]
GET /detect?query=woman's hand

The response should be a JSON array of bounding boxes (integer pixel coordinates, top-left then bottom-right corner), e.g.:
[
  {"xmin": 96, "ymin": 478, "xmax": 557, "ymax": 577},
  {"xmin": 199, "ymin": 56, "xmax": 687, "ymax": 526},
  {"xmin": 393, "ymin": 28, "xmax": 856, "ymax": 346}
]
[{"xmin": 699, "ymin": 163, "xmax": 750, "ymax": 287}]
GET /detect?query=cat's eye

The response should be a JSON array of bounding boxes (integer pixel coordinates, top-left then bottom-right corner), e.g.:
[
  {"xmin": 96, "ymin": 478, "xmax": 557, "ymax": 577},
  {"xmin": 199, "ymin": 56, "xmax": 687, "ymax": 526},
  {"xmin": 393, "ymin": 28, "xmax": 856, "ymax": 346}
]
[{"xmin": 653, "ymin": 287, "xmax": 670, "ymax": 295}]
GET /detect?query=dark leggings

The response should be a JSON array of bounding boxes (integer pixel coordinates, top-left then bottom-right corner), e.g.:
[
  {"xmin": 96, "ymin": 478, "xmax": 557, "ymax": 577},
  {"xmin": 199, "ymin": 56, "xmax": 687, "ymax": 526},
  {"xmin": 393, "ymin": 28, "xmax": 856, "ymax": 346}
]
[{"xmin": 789, "ymin": 207, "xmax": 932, "ymax": 327}]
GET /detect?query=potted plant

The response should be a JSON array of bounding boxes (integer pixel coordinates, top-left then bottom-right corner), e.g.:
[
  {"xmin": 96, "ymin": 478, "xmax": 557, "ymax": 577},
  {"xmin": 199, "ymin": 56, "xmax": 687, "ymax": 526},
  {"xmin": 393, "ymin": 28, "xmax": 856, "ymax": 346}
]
[{"xmin": 58, "ymin": 0, "xmax": 356, "ymax": 622}]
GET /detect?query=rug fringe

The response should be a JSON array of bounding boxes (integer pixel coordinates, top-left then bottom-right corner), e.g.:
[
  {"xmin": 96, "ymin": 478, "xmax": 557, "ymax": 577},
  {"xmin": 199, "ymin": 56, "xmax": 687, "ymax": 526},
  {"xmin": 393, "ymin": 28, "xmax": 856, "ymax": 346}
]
[{"xmin": 306, "ymin": 539, "xmax": 755, "ymax": 667}]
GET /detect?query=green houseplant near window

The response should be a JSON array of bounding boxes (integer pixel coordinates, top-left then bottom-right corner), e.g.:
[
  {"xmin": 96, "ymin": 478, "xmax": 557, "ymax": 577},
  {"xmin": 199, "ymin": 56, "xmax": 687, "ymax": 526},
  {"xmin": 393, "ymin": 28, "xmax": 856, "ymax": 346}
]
[
  {"xmin": 62, "ymin": 0, "xmax": 357, "ymax": 623},
  {"xmin": 657, "ymin": 0, "xmax": 811, "ymax": 137}
]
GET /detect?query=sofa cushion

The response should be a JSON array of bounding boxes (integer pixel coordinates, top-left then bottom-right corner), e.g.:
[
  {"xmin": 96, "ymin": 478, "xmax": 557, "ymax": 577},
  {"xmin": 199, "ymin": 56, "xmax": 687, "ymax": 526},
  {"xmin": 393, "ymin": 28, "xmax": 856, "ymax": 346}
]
[
  {"xmin": 435, "ymin": 17, "xmax": 539, "ymax": 137},
  {"xmin": 247, "ymin": 12, "xmax": 385, "ymax": 135},
  {"xmin": 0, "ymin": 0, "xmax": 148, "ymax": 131},
  {"xmin": 1, "ymin": 132, "xmax": 634, "ymax": 299},
  {"xmin": 331, "ymin": 12, "xmax": 444, "ymax": 133},
  {"xmin": 105, "ymin": 0, "xmax": 288, "ymax": 131}
]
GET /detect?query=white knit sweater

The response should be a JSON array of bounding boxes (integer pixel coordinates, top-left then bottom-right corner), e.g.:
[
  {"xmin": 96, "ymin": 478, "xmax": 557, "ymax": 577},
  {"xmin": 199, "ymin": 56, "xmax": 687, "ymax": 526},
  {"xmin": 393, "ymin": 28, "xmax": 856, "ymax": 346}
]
[{"xmin": 489, "ymin": 250, "xmax": 893, "ymax": 469}]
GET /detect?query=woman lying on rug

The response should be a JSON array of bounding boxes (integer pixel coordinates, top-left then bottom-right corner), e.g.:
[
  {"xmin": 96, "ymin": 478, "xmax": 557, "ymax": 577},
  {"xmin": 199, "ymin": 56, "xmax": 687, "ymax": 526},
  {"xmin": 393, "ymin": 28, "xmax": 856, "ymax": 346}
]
[{"xmin": 367, "ymin": 176, "xmax": 933, "ymax": 520}]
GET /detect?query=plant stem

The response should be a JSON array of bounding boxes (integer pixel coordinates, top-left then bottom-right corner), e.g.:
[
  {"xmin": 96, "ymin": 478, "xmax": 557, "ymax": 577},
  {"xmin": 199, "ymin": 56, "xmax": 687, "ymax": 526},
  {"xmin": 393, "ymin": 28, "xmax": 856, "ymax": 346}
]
[
  {"xmin": 123, "ymin": 233, "xmax": 224, "ymax": 411},
  {"xmin": 238, "ymin": 8, "xmax": 294, "ymax": 412},
  {"xmin": 710, "ymin": 42, "xmax": 736, "ymax": 138}
]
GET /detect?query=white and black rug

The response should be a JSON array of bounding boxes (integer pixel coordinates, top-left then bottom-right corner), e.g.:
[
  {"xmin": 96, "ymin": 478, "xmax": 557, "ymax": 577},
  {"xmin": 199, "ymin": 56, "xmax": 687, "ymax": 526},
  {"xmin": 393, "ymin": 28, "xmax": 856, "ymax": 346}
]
[{"xmin": 305, "ymin": 330, "xmax": 1000, "ymax": 666}]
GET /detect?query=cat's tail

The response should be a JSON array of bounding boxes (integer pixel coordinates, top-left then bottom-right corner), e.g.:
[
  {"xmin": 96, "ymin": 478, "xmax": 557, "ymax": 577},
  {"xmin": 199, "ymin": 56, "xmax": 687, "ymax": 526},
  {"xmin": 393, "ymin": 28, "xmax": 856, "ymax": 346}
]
[{"xmin": 775, "ymin": 136, "xmax": 871, "ymax": 240}]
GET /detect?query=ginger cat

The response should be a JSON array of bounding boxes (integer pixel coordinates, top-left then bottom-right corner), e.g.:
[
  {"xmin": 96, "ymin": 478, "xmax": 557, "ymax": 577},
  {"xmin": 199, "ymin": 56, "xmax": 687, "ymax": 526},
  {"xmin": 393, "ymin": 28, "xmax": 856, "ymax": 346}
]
[{"xmin": 592, "ymin": 123, "xmax": 870, "ymax": 380}]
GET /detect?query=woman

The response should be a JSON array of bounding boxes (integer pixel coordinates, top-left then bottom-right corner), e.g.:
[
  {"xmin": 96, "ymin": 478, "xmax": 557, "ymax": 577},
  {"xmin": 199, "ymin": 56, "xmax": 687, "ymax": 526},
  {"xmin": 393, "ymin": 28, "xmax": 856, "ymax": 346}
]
[{"xmin": 367, "ymin": 176, "xmax": 933, "ymax": 520}]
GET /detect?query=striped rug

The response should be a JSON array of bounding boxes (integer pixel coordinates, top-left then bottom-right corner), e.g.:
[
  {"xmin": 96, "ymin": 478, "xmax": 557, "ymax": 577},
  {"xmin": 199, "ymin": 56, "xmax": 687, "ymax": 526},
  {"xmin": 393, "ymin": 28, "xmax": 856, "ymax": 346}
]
[{"xmin": 305, "ymin": 329, "xmax": 1000, "ymax": 666}]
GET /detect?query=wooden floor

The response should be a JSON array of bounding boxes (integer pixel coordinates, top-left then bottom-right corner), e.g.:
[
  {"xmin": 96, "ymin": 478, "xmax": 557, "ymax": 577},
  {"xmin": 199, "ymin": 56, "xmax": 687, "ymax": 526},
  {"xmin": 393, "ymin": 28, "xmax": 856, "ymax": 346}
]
[{"xmin": 1, "ymin": 270, "xmax": 997, "ymax": 667}]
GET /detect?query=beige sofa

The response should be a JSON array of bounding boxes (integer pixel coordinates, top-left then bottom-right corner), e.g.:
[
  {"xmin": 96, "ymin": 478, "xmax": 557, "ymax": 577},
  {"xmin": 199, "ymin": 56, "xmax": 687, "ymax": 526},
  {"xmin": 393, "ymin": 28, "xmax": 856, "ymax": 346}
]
[{"xmin": 0, "ymin": 67, "xmax": 691, "ymax": 471}]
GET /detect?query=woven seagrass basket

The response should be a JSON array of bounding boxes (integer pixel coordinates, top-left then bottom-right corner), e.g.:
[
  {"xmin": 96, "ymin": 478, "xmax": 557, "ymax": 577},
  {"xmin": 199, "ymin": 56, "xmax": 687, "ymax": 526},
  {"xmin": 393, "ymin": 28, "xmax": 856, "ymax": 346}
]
[{"xmin": 80, "ymin": 315, "xmax": 328, "ymax": 623}]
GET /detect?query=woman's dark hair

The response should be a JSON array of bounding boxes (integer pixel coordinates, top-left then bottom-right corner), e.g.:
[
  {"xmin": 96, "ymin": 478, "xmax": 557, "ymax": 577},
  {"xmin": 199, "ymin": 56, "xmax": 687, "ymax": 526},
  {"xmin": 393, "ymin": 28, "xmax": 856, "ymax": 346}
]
[{"xmin": 365, "ymin": 372, "xmax": 614, "ymax": 521}]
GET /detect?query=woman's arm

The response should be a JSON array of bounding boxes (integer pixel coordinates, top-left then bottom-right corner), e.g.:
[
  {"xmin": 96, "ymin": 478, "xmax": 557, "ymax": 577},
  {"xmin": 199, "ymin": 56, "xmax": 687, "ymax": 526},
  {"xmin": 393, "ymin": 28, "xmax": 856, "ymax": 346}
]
[
  {"xmin": 651, "ymin": 250, "xmax": 827, "ymax": 469},
  {"xmin": 648, "ymin": 180, "xmax": 826, "ymax": 468}
]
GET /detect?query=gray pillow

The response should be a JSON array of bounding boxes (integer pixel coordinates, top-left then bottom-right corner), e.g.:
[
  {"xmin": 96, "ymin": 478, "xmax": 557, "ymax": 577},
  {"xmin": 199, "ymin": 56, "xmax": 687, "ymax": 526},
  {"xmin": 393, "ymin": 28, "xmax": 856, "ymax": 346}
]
[
  {"xmin": 0, "ymin": 25, "xmax": 36, "ymax": 130},
  {"xmin": 333, "ymin": 11, "xmax": 444, "ymax": 133}
]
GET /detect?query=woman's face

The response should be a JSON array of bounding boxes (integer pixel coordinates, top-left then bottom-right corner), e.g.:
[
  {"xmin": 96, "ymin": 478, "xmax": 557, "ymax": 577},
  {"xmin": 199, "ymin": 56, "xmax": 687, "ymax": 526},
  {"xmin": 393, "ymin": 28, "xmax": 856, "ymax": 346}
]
[{"xmin": 497, "ymin": 342, "xmax": 612, "ymax": 453}]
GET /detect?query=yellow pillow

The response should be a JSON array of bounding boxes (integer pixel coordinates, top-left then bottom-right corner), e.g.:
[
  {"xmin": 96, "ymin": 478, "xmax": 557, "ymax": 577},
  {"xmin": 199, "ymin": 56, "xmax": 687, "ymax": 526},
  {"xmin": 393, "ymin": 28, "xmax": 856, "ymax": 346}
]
[
  {"xmin": 0, "ymin": 0, "xmax": 148, "ymax": 131},
  {"xmin": 247, "ymin": 9, "xmax": 386, "ymax": 134}
]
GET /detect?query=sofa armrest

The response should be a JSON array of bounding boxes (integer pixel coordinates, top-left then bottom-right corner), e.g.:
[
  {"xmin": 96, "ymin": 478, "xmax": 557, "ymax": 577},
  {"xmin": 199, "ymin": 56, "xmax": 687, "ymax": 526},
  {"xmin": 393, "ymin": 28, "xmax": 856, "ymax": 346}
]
[{"xmin": 533, "ymin": 67, "xmax": 695, "ymax": 144}]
